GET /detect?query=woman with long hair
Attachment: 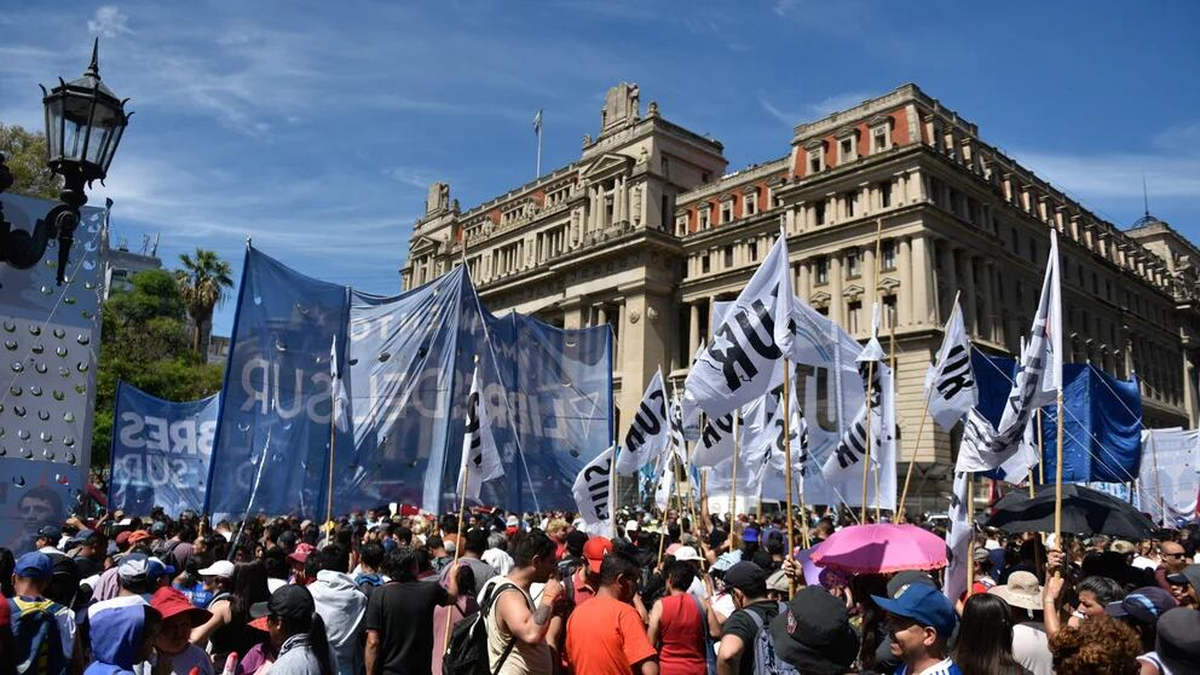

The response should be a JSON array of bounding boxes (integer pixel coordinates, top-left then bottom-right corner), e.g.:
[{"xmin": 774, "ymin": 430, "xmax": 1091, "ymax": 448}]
[
  {"xmin": 192, "ymin": 560, "xmax": 272, "ymax": 662},
  {"xmin": 257, "ymin": 584, "xmax": 335, "ymax": 675},
  {"xmin": 953, "ymin": 593, "xmax": 1028, "ymax": 675}
]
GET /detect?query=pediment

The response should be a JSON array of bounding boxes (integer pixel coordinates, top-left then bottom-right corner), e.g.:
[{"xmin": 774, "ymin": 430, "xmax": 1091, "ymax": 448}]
[
  {"xmin": 809, "ymin": 290, "xmax": 831, "ymax": 306},
  {"xmin": 877, "ymin": 276, "xmax": 901, "ymax": 292},
  {"xmin": 843, "ymin": 283, "xmax": 865, "ymax": 299},
  {"xmin": 409, "ymin": 233, "xmax": 443, "ymax": 253},
  {"xmin": 580, "ymin": 153, "xmax": 633, "ymax": 181}
]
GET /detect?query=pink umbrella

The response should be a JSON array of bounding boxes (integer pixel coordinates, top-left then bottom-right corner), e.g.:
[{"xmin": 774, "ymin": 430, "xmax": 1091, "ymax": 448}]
[{"xmin": 809, "ymin": 524, "xmax": 947, "ymax": 574}]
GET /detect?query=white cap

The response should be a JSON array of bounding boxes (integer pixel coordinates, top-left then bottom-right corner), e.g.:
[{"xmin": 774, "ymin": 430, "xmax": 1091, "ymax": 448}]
[
  {"xmin": 197, "ymin": 560, "xmax": 235, "ymax": 578},
  {"xmin": 673, "ymin": 546, "xmax": 702, "ymax": 562},
  {"xmin": 625, "ymin": 520, "xmax": 640, "ymax": 532},
  {"xmin": 506, "ymin": 515, "xmax": 519, "ymax": 527}
]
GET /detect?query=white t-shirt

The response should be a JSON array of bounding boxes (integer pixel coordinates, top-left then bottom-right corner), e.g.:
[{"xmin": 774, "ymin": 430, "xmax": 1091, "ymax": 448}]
[
  {"xmin": 1012, "ymin": 622, "xmax": 1054, "ymax": 675},
  {"xmin": 1133, "ymin": 555, "xmax": 1158, "ymax": 571}
]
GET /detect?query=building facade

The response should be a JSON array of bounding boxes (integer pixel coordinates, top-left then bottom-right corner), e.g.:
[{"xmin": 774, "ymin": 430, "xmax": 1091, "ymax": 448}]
[{"xmin": 401, "ymin": 83, "xmax": 1198, "ymax": 513}]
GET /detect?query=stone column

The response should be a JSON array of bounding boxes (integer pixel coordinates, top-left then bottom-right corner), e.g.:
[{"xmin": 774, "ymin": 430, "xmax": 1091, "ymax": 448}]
[
  {"xmin": 898, "ymin": 237, "xmax": 913, "ymax": 326},
  {"xmin": 798, "ymin": 261, "xmax": 811, "ymax": 302},
  {"xmin": 830, "ymin": 252, "xmax": 845, "ymax": 327},
  {"xmin": 597, "ymin": 305, "xmax": 608, "ymax": 327},
  {"xmin": 980, "ymin": 261, "xmax": 996, "ymax": 343},
  {"xmin": 615, "ymin": 177, "xmax": 626, "ymax": 224},
  {"xmin": 942, "ymin": 242, "xmax": 958, "ymax": 324},
  {"xmin": 707, "ymin": 295, "xmax": 717, "ymax": 340},
  {"xmin": 616, "ymin": 301, "xmax": 626, "ymax": 364},
  {"xmin": 961, "ymin": 253, "xmax": 977, "ymax": 336},
  {"xmin": 911, "ymin": 234, "xmax": 936, "ymax": 325},
  {"xmin": 863, "ymin": 244, "xmax": 878, "ymax": 307},
  {"xmin": 689, "ymin": 303, "xmax": 700, "ymax": 357}
]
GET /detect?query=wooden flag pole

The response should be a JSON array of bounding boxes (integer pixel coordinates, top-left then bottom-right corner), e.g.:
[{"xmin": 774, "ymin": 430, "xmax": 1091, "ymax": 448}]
[
  {"xmin": 966, "ymin": 475, "xmax": 975, "ymax": 597},
  {"xmin": 1037, "ymin": 408, "xmax": 1046, "ymax": 485},
  {"xmin": 442, "ymin": 461, "xmax": 470, "ymax": 653},
  {"xmin": 861, "ymin": 357, "xmax": 876, "ymax": 524},
  {"xmin": 782, "ymin": 359, "xmax": 797, "ymax": 598},
  {"xmin": 1053, "ymin": 389, "xmax": 1065, "ymax": 544},
  {"xmin": 728, "ymin": 412, "xmax": 739, "ymax": 551},
  {"xmin": 326, "ymin": 417, "xmax": 336, "ymax": 531}
]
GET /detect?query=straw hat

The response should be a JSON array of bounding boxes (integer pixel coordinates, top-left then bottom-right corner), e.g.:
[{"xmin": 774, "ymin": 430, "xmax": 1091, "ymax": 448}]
[{"xmin": 988, "ymin": 571, "xmax": 1043, "ymax": 610}]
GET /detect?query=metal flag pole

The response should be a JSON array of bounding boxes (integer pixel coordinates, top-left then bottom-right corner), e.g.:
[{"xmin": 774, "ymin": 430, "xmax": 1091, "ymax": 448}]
[
  {"xmin": 966, "ymin": 474, "xmax": 975, "ymax": 597},
  {"xmin": 782, "ymin": 359, "xmax": 797, "ymax": 598},
  {"xmin": 534, "ymin": 109, "xmax": 543, "ymax": 178},
  {"xmin": 1149, "ymin": 429, "xmax": 1165, "ymax": 526}
]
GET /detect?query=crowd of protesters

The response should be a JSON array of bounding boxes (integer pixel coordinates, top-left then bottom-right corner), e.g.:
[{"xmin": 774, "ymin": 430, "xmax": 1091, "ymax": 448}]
[{"xmin": 3, "ymin": 502, "xmax": 1200, "ymax": 675}]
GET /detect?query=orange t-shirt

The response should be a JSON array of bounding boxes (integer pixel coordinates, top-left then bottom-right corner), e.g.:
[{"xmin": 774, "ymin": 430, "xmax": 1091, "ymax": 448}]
[{"xmin": 565, "ymin": 595, "xmax": 657, "ymax": 675}]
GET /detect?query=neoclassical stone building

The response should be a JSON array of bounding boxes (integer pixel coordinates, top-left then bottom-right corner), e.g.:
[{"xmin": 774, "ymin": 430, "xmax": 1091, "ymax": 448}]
[{"xmin": 402, "ymin": 83, "xmax": 1198, "ymax": 511}]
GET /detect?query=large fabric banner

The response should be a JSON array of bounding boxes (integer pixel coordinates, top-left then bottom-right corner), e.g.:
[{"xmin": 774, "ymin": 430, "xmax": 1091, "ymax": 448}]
[
  {"xmin": 0, "ymin": 458, "xmax": 81, "ymax": 553},
  {"xmin": 972, "ymin": 352, "xmax": 1142, "ymax": 484},
  {"xmin": 1137, "ymin": 428, "xmax": 1199, "ymax": 526},
  {"xmin": 109, "ymin": 382, "xmax": 218, "ymax": 517},
  {"xmin": 206, "ymin": 247, "xmax": 611, "ymax": 517}
]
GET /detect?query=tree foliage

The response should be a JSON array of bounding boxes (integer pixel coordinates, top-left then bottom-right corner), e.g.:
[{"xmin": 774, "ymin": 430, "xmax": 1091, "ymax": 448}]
[
  {"xmin": 0, "ymin": 123, "xmax": 62, "ymax": 200},
  {"xmin": 176, "ymin": 249, "xmax": 234, "ymax": 355},
  {"xmin": 92, "ymin": 269, "xmax": 224, "ymax": 469}
]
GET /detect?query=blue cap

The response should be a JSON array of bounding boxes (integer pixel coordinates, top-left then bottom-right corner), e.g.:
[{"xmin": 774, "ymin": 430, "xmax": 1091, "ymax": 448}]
[
  {"xmin": 872, "ymin": 583, "xmax": 957, "ymax": 638},
  {"xmin": 15, "ymin": 552, "xmax": 53, "ymax": 579}
]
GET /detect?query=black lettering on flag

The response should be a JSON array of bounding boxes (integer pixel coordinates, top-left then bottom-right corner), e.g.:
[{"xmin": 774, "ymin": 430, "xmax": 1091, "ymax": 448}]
[
  {"xmin": 583, "ymin": 457, "xmax": 612, "ymax": 520},
  {"xmin": 833, "ymin": 415, "xmax": 869, "ymax": 469},
  {"xmin": 624, "ymin": 390, "xmax": 666, "ymax": 453},
  {"xmin": 701, "ymin": 413, "xmax": 734, "ymax": 450},
  {"xmin": 936, "ymin": 345, "xmax": 974, "ymax": 400},
  {"xmin": 707, "ymin": 299, "xmax": 782, "ymax": 392},
  {"xmin": 466, "ymin": 390, "xmax": 483, "ymax": 466}
]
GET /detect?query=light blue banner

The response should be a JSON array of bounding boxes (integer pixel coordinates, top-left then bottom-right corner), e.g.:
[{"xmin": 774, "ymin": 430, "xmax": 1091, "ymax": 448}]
[
  {"xmin": 109, "ymin": 382, "xmax": 219, "ymax": 517},
  {"xmin": 205, "ymin": 247, "xmax": 611, "ymax": 518}
]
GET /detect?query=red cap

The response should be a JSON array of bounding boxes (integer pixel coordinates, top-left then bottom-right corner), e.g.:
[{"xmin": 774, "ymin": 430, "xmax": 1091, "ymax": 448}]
[
  {"xmin": 583, "ymin": 536, "xmax": 613, "ymax": 574},
  {"xmin": 288, "ymin": 542, "xmax": 316, "ymax": 565},
  {"xmin": 150, "ymin": 587, "xmax": 212, "ymax": 627},
  {"xmin": 115, "ymin": 531, "xmax": 132, "ymax": 547}
]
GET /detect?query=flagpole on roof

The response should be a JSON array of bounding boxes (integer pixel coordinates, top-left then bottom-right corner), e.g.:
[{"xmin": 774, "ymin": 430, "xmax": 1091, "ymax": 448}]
[{"xmin": 534, "ymin": 109, "xmax": 543, "ymax": 178}]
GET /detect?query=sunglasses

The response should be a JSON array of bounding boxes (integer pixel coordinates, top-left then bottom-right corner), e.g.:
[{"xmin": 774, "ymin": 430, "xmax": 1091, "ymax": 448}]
[{"xmin": 1163, "ymin": 552, "xmax": 1186, "ymax": 558}]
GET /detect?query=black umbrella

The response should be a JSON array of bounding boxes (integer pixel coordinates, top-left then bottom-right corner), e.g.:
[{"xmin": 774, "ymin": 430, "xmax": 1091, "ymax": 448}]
[{"xmin": 977, "ymin": 483, "xmax": 1155, "ymax": 540}]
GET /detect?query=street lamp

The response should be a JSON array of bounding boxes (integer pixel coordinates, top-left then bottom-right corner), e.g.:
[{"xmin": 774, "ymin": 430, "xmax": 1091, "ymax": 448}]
[{"xmin": 0, "ymin": 38, "xmax": 130, "ymax": 284}]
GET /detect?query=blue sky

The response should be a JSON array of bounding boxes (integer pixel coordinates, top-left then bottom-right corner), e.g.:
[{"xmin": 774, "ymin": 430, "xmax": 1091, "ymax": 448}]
[{"xmin": 3, "ymin": 1, "xmax": 1198, "ymax": 337}]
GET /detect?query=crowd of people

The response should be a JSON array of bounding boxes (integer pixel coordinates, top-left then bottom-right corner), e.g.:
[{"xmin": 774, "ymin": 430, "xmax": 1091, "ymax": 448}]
[{"xmin": 3, "ymin": 503, "xmax": 1200, "ymax": 675}]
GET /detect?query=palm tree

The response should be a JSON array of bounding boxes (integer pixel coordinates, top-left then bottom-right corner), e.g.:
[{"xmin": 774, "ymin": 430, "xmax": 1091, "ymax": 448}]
[{"xmin": 176, "ymin": 249, "xmax": 234, "ymax": 357}]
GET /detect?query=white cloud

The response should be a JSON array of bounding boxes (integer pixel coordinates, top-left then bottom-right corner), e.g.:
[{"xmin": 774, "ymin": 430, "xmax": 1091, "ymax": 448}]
[
  {"xmin": 87, "ymin": 6, "xmax": 132, "ymax": 38},
  {"xmin": 1009, "ymin": 149, "xmax": 1200, "ymax": 202},
  {"xmin": 758, "ymin": 95, "xmax": 799, "ymax": 126},
  {"xmin": 805, "ymin": 92, "xmax": 872, "ymax": 118}
]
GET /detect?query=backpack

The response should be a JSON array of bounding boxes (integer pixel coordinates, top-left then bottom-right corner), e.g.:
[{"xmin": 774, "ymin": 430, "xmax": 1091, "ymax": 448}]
[
  {"xmin": 743, "ymin": 602, "xmax": 800, "ymax": 675},
  {"xmin": 9, "ymin": 597, "xmax": 68, "ymax": 675},
  {"xmin": 442, "ymin": 580, "xmax": 520, "ymax": 675}
]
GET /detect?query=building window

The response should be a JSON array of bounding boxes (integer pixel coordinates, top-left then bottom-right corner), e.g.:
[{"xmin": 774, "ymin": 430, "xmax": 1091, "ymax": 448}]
[
  {"xmin": 814, "ymin": 201, "xmax": 826, "ymax": 226},
  {"xmin": 748, "ymin": 240, "xmax": 758, "ymax": 261},
  {"xmin": 839, "ymin": 136, "xmax": 855, "ymax": 164},
  {"xmin": 872, "ymin": 125, "xmax": 890, "ymax": 152},
  {"xmin": 846, "ymin": 249, "xmax": 860, "ymax": 278},
  {"xmin": 699, "ymin": 206, "xmax": 710, "ymax": 230},
  {"xmin": 744, "ymin": 190, "xmax": 758, "ymax": 216},
  {"xmin": 701, "ymin": 254, "xmax": 711, "ymax": 274},
  {"xmin": 724, "ymin": 246, "xmax": 734, "ymax": 268},
  {"xmin": 808, "ymin": 150, "xmax": 823, "ymax": 174},
  {"xmin": 721, "ymin": 201, "xmax": 733, "ymax": 223},
  {"xmin": 879, "ymin": 181, "xmax": 892, "ymax": 209},
  {"xmin": 881, "ymin": 240, "xmax": 896, "ymax": 271},
  {"xmin": 848, "ymin": 300, "xmax": 863, "ymax": 333},
  {"xmin": 815, "ymin": 257, "xmax": 828, "ymax": 284},
  {"xmin": 661, "ymin": 156, "xmax": 670, "ymax": 177},
  {"xmin": 883, "ymin": 295, "xmax": 897, "ymax": 328},
  {"xmin": 844, "ymin": 192, "xmax": 857, "ymax": 219}
]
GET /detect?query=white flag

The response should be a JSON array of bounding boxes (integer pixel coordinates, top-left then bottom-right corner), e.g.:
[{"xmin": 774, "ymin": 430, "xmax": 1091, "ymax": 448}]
[
  {"xmin": 616, "ymin": 369, "xmax": 669, "ymax": 475},
  {"xmin": 943, "ymin": 470, "xmax": 971, "ymax": 603},
  {"xmin": 926, "ymin": 301, "xmax": 977, "ymax": 431},
  {"xmin": 990, "ymin": 228, "xmax": 1062, "ymax": 457},
  {"xmin": 458, "ymin": 364, "xmax": 504, "ymax": 503},
  {"xmin": 681, "ymin": 341, "xmax": 705, "ymax": 441},
  {"xmin": 955, "ymin": 409, "xmax": 1015, "ymax": 473},
  {"xmin": 573, "ymin": 445, "xmax": 615, "ymax": 533},
  {"xmin": 654, "ymin": 456, "xmax": 675, "ymax": 512},
  {"xmin": 744, "ymin": 393, "xmax": 809, "ymax": 497},
  {"xmin": 692, "ymin": 411, "xmax": 736, "ymax": 468},
  {"xmin": 668, "ymin": 395, "xmax": 687, "ymax": 465},
  {"xmin": 822, "ymin": 341, "xmax": 888, "ymax": 481},
  {"xmin": 771, "ymin": 225, "xmax": 800, "ymax": 357},
  {"xmin": 533, "ymin": 109, "xmax": 542, "ymax": 134},
  {"xmin": 685, "ymin": 230, "xmax": 791, "ymax": 419},
  {"xmin": 330, "ymin": 336, "xmax": 350, "ymax": 433}
]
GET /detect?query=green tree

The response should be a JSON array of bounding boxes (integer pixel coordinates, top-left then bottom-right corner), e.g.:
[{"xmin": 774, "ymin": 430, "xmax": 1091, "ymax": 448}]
[
  {"xmin": 175, "ymin": 249, "xmax": 234, "ymax": 356},
  {"xmin": 0, "ymin": 123, "xmax": 62, "ymax": 200},
  {"xmin": 92, "ymin": 268, "xmax": 224, "ymax": 468}
]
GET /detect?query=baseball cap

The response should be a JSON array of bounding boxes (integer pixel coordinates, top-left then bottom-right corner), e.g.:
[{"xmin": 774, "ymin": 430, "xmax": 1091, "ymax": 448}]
[
  {"xmin": 873, "ymin": 582, "xmax": 958, "ymax": 639},
  {"xmin": 150, "ymin": 586, "xmax": 211, "ymax": 626},
  {"xmin": 1110, "ymin": 540, "xmax": 1136, "ymax": 556},
  {"xmin": 583, "ymin": 536, "xmax": 614, "ymax": 573},
  {"xmin": 150, "ymin": 521, "xmax": 167, "ymax": 536},
  {"xmin": 37, "ymin": 525, "xmax": 62, "ymax": 541},
  {"xmin": 1165, "ymin": 564, "xmax": 1200, "ymax": 595},
  {"xmin": 1104, "ymin": 586, "xmax": 1177, "ymax": 625},
  {"xmin": 15, "ymin": 552, "xmax": 52, "ymax": 579},
  {"xmin": 674, "ymin": 546, "xmax": 702, "ymax": 563},
  {"xmin": 70, "ymin": 528, "xmax": 98, "ymax": 545},
  {"xmin": 1156, "ymin": 608, "xmax": 1200, "ymax": 675},
  {"xmin": 148, "ymin": 556, "xmax": 176, "ymax": 579},
  {"xmin": 770, "ymin": 586, "xmax": 859, "ymax": 674},
  {"xmin": 118, "ymin": 555, "xmax": 151, "ymax": 585},
  {"xmin": 886, "ymin": 570, "xmax": 937, "ymax": 599},
  {"xmin": 127, "ymin": 530, "xmax": 152, "ymax": 546},
  {"xmin": 723, "ymin": 561, "xmax": 767, "ymax": 592},
  {"xmin": 288, "ymin": 542, "xmax": 316, "ymax": 565},
  {"xmin": 198, "ymin": 559, "xmax": 236, "ymax": 579},
  {"xmin": 250, "ymin": 584, "xmax": 315, "ymax": 622},
  {"xmin": 115, "ymin": 531, "xmax": 132, "ymax": 547},
  {"xmin": 506, "ymin": 515, "xmax": 520, "ymax": 528}
]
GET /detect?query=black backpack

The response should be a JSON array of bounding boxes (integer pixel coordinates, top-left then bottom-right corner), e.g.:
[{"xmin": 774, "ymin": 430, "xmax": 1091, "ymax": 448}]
[{"xmin": 443, "ymin": 580, "xmax": 520, "ymax": 675}]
